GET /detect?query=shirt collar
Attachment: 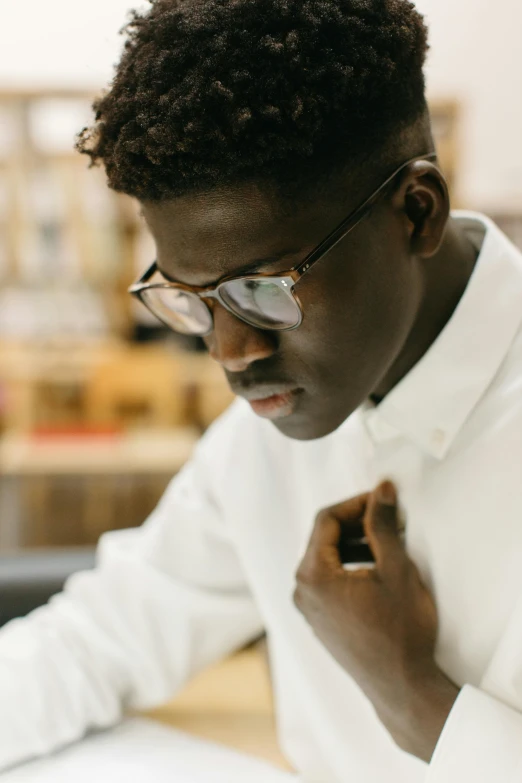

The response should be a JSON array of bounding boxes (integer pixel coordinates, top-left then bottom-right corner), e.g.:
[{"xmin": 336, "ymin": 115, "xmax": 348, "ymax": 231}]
[{"xmin": 363, "ymin": 211, "xmax": 522, "ymax": 459}]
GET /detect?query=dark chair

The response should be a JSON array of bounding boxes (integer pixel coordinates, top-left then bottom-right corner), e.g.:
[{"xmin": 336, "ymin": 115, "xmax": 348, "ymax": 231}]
[{"xmin": 0, "ymin": 548, "xmax": 96, "ymax": 628}]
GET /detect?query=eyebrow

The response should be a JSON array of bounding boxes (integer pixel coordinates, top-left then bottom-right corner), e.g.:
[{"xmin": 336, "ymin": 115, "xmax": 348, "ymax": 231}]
[
  {"xmin": 158, "ymin": 249, "xmax": 305, "ymax": 287},
  {"xmin": 225, "ymin": 254, "xmax": 291, "ymax": 277}
]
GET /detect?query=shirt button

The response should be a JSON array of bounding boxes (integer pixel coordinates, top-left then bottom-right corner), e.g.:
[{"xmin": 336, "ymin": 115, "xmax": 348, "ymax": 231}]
[{"xmin": 432, "ymin": 428, "xmax": 446, "ymax": 447}]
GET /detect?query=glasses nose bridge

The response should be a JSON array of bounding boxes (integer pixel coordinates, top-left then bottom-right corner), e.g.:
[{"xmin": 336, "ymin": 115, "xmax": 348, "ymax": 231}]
[
  {"xmin": 196, "ymin": 285, "xmax": 229, "ymax": 328},
  {"xmin": 197, "ymin": 285, "xmax": 221, "ymax": 303}
]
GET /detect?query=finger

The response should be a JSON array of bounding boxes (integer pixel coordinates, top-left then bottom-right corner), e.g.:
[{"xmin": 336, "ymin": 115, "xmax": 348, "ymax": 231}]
[
  {"xmin": 299, "ymin": 509, "xmax": 343, "ymax": 576},
  {"xmin": 326, "ymin": 492, "xmax": 370, "ymax": 530},
  {"xmin": 299, "ymin": 493, "xmax": 371, "ymax": 579},
  {"xmin": 308, "ymin": 493, "xmax": 370, "ymax": 563},
  {"xmin": 363, "ymin": 481, "xmax": 406, "ymax": 578}
]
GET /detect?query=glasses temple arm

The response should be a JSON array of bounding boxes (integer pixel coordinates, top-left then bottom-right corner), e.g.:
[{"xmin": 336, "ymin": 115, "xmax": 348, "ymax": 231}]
[
  {"xmin": 293, "ymin": 152, "xmax": 438, "ymax": 278},
  {"xmin": 128, "ymin": 260, "xmax": 158, "ymax": 293}
]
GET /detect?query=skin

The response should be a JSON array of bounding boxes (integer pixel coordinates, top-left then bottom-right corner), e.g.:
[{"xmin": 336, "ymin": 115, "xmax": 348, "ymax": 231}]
[
  {"xmin": 142, "ymin": 156, "xmax": 478, "ymax": 439},
  {"xmin": 294, "ymin": 481, "xmax": 461, "ymax": 763},
  {"xmin": 141, "ymin": 150, "xmax": 478, "ymax": 761}
]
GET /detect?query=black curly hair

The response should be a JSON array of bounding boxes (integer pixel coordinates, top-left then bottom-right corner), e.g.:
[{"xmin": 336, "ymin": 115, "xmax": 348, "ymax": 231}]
[{"xmin": 77, "ymin": 0, "xmax": 430, "ymax": 203}]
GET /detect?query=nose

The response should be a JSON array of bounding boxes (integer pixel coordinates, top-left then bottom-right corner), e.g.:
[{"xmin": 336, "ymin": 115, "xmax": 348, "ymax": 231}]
[{"xmin": 204, "ymin": 302, "xmax": 277, "ymax": 372}]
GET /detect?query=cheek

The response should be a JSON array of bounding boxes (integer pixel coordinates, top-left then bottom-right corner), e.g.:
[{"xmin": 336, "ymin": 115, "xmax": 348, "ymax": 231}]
[
  {"xmin": 294, "ymin": 250, "xmax": 407, "ymax": 342},
  {"xmin": 287, "ymin": 247, "xmax": 418, "ymax": 381}
]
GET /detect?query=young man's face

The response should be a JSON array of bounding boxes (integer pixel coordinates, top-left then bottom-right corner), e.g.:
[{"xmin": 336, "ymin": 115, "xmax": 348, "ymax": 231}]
[{"xmin": 142, "ymin": 178, "xmax": 424, "ymax": 440}]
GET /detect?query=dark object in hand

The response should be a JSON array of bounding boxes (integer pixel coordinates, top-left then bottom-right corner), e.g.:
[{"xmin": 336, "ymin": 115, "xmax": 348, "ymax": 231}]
[{"xmin": 338, "ymin": 528, "xmax": 376, "ymax": 565}]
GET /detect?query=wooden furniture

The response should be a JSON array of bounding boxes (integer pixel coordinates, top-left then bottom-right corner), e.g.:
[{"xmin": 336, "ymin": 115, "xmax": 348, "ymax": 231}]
[
  {"xmin": 0, "ymin": 340, "xmax": 236, "ymax": 550},
  {"xmin": 0, "ymin": 89, "xmax": 463, "ymax": 350},
  {"xmin": 84, "ymin": 345, "xmax": 187, "ymax": 429},
  {"xmin": 429, "ymin": 99, "xmax": 460, "ymax": 205},
  {"xmin": 140, "ymin": 643, "xmax": 294, "ymax": 773},
  {"xmin": 0, "ymin": 89, "xmax": 139, "ymax": 340},
  {"xmin": 177, "ymin": 352, "xmax": 236, "ymax": 430},
  {"xmin": 0, "ymin": 428, "xmax": 198, "ymax": 549},
  {"xmin": 0, "ymin": 339, "xmax": 235, "ymax": 433},
  {"xmin": 0, "ymin": 339, "xmax": 123, "ymax": 431}
]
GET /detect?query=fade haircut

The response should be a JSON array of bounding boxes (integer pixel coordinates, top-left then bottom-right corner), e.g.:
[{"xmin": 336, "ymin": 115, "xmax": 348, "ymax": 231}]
[{"xmin": 77, "ymin": 0, "xmax": 430, "ymax": 203}]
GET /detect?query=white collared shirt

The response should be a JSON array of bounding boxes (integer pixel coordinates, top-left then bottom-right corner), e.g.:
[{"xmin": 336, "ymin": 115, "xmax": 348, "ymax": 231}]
[{"xmin": 1, "ymin": 211, "xmax": 522, "ymax": 781}]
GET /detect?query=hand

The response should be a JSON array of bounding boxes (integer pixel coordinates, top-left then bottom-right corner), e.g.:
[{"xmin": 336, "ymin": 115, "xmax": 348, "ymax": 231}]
[{"xmin": 293, "ymin": 481, "xmax": 460, "ymax": 762}]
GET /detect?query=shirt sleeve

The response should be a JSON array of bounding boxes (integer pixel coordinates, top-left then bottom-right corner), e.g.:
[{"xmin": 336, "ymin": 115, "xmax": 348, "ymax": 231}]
[
  {"xmin": 427, "ymin": 686, "xmax": 522, "ymax": 782},
  {"xmin": 428, "ymin": 590, "xmax": 522, "ymax": 782},
  {"xmin": 0, "ymin": 403, "xmax": 264, "ymax": 772}
]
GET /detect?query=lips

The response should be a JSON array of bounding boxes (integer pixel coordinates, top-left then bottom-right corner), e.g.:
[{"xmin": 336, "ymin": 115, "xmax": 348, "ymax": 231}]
[
  {"xmin": 232, "ymin": 384, "xmax": 302, "ymax": 420},
  {"xmin": 248, "ymin": 391, "xmax": 299, "ymax": 420}
]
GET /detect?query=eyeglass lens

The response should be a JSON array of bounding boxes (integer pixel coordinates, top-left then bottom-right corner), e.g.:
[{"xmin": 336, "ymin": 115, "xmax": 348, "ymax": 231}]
[
  {"xmin": 141, "ymin": 278, "xmax": 301, "ymax": 335},
  {"xmin": 141, "ymin": 287, "xmax": 213, "ymax": 335},
  {"xmin": 219, "ymin": 279, "xmax": 300, "ymax": 330}
]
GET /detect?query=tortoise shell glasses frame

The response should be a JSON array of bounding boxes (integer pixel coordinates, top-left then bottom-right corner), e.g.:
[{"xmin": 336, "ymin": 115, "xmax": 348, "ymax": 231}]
[{"xmin": 129, "ymin": 153, "xmax": 438, "ymax": 335}]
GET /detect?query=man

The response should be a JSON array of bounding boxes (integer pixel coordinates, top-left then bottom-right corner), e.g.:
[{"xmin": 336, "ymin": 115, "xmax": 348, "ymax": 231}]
[{"xmin": 1, "ymin": 0, "xmax": 522, "ymax": 779}]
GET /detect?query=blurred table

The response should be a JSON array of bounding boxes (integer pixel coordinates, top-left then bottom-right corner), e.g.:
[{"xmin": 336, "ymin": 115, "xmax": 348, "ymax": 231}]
[
  {"xmin": 0, "ymin": 428, "xmax": 198, "ymax": 549},
  {"xmin": 0, "ymin": 427, "xmax": 197, "ymax": 476},
  {"xmin": 140, "ymin": 643, "xmax": 293, "ymax": 773}
]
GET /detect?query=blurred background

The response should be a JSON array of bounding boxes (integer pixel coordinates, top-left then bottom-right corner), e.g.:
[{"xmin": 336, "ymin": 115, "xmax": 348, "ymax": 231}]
[{"xmin": 0, "ymin": 0, "xmax": 521, "ymax": 552}]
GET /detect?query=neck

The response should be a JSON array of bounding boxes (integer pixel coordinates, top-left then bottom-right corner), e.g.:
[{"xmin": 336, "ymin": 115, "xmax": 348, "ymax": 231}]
[{"xmin": 370, "ymin": 217, "xmax": 479, "ymax": 404}]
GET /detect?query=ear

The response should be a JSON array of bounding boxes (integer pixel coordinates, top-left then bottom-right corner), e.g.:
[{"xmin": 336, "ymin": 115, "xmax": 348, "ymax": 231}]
[{"xmin": 390, "ymin": 159, "xmax": 450, "ymax": 258}]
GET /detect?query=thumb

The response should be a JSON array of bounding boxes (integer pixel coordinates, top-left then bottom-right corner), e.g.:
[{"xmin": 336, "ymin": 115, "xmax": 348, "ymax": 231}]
[{"xmin": 364, "ymin": 481, "xmax": 406, "ymax": 577}]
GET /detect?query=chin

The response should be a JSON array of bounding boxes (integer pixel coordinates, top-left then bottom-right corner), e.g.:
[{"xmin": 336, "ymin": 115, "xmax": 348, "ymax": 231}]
[{"xmin": 272, "ymin": 407, "xmax": 352, "ymax": 441}]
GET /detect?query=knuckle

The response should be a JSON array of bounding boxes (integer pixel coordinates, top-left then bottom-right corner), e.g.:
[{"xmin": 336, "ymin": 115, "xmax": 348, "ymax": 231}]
[
  {"xmin": 296, "ymin": 561, "xmax": 323, "ymax": 587},
  {"xmin": 372, "ymin": 505, "xmax": 398, "ymax": 533},
  {"xmin": 292, "ymin": 585, "xmax": 304, "ymax": 611},
  {"xmin": 314, "ymin": 507, "xmax": 331, "ymax": 525}
]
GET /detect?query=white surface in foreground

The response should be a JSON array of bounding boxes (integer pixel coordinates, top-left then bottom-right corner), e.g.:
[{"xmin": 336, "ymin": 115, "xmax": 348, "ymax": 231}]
[{"xmin": 3, "ymin": 717, "xmax": 297, "ymax": 783}]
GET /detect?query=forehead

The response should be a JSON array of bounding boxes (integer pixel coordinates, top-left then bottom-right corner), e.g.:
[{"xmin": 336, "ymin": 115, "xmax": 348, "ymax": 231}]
[
  {"xmin": 141, "ymin": 182, "xmax": 334, "ymax": 248},
  {"xmin": 142, "ymin": 183, "xmax": 284, "ymax": 249},
  {"xmin": 140, "ymin": 180, "xmax": 357, "ymax": 283}
]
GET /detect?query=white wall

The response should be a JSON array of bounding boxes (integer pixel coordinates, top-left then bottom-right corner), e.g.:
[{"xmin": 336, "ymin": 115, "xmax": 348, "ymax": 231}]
[
  {"xmin": 0, "ymin": 1, "xmax": 140, "ymax": 88},
  {"xmin": 1, "ymin": 0, "xmax": 521, "ymax": 209},
  {"xmin": 416, "ymin": 0, "xmax": 522, "ymax": 209}
]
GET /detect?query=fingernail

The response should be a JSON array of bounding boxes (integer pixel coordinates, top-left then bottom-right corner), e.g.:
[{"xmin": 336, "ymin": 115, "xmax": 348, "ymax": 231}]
[{"xmin": 377, "ymin": 481, "xmax": 396, "ymax": 505}]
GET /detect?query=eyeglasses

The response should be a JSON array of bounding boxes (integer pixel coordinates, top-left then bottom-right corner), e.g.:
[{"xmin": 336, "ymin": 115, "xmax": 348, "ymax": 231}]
[{"xmin": 129, "ymin": 153, "xmax": 437, "ymax": 336}]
